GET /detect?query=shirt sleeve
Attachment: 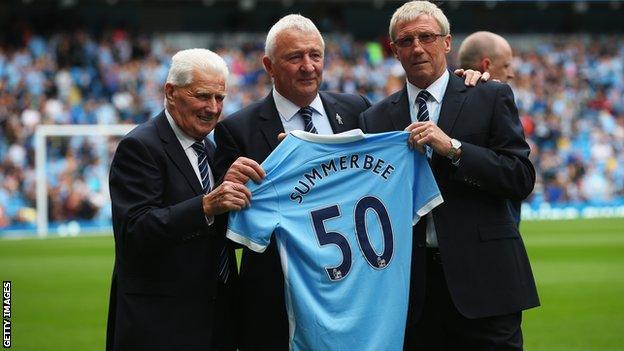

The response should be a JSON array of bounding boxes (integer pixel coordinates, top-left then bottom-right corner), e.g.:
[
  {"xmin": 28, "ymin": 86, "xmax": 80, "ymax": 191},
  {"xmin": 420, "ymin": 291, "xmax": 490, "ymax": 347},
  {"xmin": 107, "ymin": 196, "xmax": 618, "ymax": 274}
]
[
  {"xmin": 226, "ymin": 180, "xmax": 280, "ymax": 253},
  {"xmin": 412, "ymin": 151, "xmax": 444, "ymax": 225}
]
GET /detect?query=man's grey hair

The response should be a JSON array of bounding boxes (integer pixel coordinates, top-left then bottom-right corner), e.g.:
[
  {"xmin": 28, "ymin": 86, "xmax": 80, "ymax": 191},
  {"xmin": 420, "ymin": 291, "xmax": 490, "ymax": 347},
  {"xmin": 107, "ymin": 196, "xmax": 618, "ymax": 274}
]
[
  {"xmin": 389, "ymin": 1, "xmax": 450, "ymax": 41},
  {"xmin": 166, "ymin": 48, "xmax": 229, "ymax": 87},
  {"xmin": 264, "ymin": 14, "xmax": 325, "ymax": 60}
]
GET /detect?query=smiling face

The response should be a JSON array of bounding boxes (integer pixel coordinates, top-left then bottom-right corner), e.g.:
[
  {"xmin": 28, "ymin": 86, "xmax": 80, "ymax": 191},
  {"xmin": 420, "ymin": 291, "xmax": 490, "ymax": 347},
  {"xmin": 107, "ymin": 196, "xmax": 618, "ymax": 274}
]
[
  {"xmin": 391, "ymin": 14, "xmax": 451, "ymax": 89},
  {"xmin": 263, "ymin": 29, "xmax": 324, "ymax": 107},
  {"xmin": 165, "ymin": 69, "xmax": 226, "ymax": 140}
]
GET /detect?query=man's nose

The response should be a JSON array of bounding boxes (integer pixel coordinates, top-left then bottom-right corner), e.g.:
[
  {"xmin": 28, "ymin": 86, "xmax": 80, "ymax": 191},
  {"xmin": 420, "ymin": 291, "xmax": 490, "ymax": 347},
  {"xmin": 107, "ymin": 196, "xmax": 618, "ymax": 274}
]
[
  {"xmin": 410, "ymin": 41, "xmax": 425, "ymax": 54},
  {"xmin": 204, "ymin": 97, "xmax": 220, "ymax": 113},
  {"xmin": 300, "ymin": 55, "xmax": 315, "ymax": 72}
]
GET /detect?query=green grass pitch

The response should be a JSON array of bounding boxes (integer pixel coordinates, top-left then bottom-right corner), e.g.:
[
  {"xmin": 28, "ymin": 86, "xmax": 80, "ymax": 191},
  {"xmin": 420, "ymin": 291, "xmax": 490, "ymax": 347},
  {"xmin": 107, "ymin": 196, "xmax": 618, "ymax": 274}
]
[{"xmin": 1, "ymin": 218, "xmax": 623, "ymax": 350}]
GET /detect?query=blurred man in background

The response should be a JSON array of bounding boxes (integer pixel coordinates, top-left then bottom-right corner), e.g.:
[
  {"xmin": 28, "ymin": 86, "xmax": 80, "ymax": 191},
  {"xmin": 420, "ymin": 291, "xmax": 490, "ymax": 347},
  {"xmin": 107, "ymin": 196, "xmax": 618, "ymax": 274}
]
[{"xmin": 459, "ymin": 31, "xmax": 515, "ymax": 83}]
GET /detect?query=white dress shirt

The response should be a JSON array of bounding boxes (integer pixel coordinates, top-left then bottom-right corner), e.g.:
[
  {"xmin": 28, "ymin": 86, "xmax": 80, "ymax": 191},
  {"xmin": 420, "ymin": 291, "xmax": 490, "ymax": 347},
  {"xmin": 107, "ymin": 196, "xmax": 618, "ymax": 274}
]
[
  {"xmin": 406, "ymin": 70, "xmax": 450, "ymax": 248},
  {"xmin": 272, "ymin": 88, "xmax": 334, "ymax": 135},
  {"xmin": 406, "ymin": 69, "xmax": 449, "ymax": 126}
]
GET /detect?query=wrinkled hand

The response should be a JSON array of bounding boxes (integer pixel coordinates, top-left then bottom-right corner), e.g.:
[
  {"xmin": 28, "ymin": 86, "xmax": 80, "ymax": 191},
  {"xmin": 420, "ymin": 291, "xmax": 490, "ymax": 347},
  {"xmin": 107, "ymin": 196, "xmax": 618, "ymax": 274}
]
[
  {"xmin": 223, "ymin": 157, "xmax": 265, "ymax": 184},
  {"xmin": 406, "ymin": 121, "xmax": 452, "ymax": 156},
  {"xmin": 202, "ymin": 181, "xmax": 252, "ymax": 216},
  {"xmin": 454, "ymin": 69, "xmax": 490, "ymax": 86}
]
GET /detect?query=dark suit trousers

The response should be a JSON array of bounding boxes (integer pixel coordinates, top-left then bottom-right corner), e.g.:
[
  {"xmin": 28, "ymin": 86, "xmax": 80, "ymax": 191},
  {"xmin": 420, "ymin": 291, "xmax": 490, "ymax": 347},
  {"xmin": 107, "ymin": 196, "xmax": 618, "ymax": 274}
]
[
  {"xmin": 404, "ymin": 249, "xmax": 523, "ymax": 351},
  {"xmin": 212, "ymin": 280, "xmax": 238, "ymax": 351}
]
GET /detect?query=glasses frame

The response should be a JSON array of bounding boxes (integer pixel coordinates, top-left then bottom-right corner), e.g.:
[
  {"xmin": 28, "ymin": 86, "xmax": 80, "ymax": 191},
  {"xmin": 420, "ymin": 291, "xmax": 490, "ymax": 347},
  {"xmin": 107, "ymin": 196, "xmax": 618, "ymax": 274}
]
[{"xmin": 393, "ymin": 33, "xmax": 447, "ymax": 48}]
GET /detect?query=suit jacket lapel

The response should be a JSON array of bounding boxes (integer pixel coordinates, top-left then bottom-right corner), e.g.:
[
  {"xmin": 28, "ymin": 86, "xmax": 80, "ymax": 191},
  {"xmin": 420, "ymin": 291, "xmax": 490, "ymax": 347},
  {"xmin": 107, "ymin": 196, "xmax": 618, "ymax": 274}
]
[
  {"xmin": 430, "ymin": 71, "xmax": 467, "ymax": 166},
  {"xmin": 259, "ymin": 92, "xmax": 286, "ymax": 151},
  {"xmin": 390, "ymin": 86, "xmax": 412, "ymax": 130},
  {"xmin": 438, "ymin": 72, "xmax": 467, "ymax": 136},
  {"xmin": 320, "ymin": 92, "xmax": 350, "ymax": 133},
  {"xmin": 155, "ymin": 111, "xmax": 203, "ymax": 195}
]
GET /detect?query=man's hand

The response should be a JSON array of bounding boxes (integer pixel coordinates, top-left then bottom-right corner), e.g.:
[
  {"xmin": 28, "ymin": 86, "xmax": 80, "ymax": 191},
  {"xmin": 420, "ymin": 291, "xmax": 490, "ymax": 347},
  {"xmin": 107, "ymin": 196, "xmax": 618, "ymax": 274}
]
[
  {"xmin": 454, "ymin": 69, "xmax": 490, "ymax": 86},
  {"xmin": 202, "ymin": 181, "xmax": 252, "ymax": 216},
  {"xmin": 406, "ymin": 121, "xmax": 453, "ymax": 157},
  {"xmin": 223, "ymin": 157, "xmax": 265, "ymax": 184},
  {"xmin": 277, "ymin": 132, "xmax": 287, "ymax": 142}
]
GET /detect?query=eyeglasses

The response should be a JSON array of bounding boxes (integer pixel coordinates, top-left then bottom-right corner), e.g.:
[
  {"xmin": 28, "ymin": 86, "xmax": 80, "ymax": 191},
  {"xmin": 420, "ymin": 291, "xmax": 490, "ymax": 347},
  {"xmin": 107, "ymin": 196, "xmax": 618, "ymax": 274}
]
[{"xmin": 393, "ymin": 33, "xmax": 446, "ymax": 48}]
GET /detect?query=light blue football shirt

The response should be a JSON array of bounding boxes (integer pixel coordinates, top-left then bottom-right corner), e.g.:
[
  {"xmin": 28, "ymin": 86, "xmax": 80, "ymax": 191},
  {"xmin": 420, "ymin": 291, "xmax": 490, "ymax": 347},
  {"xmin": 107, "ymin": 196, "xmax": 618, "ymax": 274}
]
[{"xmin": 227, "ymin": 129, "xmax": 443, "ymax": 350}]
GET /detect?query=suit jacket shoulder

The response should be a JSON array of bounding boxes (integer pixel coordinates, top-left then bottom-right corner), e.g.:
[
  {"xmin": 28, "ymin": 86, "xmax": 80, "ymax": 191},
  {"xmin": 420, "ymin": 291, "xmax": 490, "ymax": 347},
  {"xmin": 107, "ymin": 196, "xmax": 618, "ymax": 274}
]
[
  {"xmin": 359, "ymin": 88, "xmax": 408, "ymax": 133},
  {"xmin": 319, "ymin": 91, "xmax": 371, "ymax": 133},
  {"xmin": 320, "ymin": 91, "xmax": 371, "ymax": 111}
]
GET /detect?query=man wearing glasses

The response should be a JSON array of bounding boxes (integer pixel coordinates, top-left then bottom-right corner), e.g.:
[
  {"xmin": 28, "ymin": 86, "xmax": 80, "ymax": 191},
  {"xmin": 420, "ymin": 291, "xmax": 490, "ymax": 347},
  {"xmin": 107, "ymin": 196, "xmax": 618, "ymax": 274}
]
[{"xmin": 360, "ymin": 1, "xmax": 539, "ymax": 349}]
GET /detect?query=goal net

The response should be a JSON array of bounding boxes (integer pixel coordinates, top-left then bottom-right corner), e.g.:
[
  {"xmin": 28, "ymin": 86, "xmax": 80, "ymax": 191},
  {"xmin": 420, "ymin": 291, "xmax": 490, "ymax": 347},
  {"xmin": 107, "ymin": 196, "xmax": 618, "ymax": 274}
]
[{"xmin": 34, "ymin": 124, "xmax": 136, "ymax": 237}]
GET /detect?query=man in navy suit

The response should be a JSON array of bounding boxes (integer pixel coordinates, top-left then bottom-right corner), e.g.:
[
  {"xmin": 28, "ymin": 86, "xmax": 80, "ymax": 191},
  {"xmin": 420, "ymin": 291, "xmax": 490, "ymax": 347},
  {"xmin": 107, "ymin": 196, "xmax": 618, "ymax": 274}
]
[
  {"xmin": 107, "ymin": 48, "xmax": 263, "ymax": 351},
  {"xmin": 213, "ymin": 14, "xmax": 372, "ymax": 350},
  {"xmin": 360, "ymin": 2, "xmax": 539, "ymax": 349}
]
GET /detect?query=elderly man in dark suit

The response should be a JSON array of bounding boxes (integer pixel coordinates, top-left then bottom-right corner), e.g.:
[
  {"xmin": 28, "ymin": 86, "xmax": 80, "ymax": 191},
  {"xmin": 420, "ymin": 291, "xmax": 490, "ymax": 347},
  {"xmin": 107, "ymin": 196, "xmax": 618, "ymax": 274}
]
[
  {"xmin": 360, "ymin": 1, "xmax": 539, "ymax": 350},
  {"xmin": 213, "ymin": 14, "xmax": 372, "ymax": 350},
  {"xmin": 106, "ymin": 48, "xmax": 264, "ymax": 351}
]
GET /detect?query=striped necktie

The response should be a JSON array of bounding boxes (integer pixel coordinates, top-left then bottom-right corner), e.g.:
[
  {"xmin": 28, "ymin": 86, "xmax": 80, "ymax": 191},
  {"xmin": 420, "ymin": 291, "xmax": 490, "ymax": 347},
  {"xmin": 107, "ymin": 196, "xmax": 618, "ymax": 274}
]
[
  {"xmin": 192, "ymin": 141, "xmax": 230, "ymax": 283},
  {"xmin": 299, "ymin": 106, "xmax": 318, "ymax": 134},
  {"xmin": 191, "ymin": 141, "xmax": 212, "ymax": 193},
  {"xmin": 416, "ymin": 90, "xmax": 431, "ymax": 122}
]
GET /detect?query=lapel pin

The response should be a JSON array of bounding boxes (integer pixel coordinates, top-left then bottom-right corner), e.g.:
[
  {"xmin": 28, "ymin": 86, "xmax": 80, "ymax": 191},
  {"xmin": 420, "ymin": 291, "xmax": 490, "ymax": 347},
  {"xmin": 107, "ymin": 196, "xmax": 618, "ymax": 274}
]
[{"xmin": 335, "ymin": 113, "xmax": 343, "ymax": 125}]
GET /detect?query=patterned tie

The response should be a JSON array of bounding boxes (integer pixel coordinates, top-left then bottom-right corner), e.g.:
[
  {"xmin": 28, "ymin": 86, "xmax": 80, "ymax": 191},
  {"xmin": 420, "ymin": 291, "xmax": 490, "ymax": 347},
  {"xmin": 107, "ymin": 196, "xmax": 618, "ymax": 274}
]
[
  {"xmin": 192, "ymin": 141, "xmax": 212, "ymax": 193},
  {"xmin": 192, "ymin": 141, "xmax": 230, "ymax": 283},
  {"xmin": 416, "ymin": 90, "xmax": 434, "ymax": 159},
  {"xmin": 416, "ymin": 90, "xmax": 431, "ymax": 122},
  {"xmin": 299, "ymin": 106, "xmax": 318, "ymax": 134}
]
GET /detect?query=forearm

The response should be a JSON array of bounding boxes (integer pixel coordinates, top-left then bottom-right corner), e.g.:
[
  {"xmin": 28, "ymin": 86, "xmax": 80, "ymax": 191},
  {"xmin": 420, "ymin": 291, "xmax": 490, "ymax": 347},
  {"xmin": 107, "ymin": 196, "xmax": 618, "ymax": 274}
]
[
  {"xmin": 450, "ymin": 84, "xmax": 535, "ymax": 200},
  {"xmin": 451, "ymin": 142, "xmax": 535, "ymax": 200},
  {"xmin": 110, "ymin": 136, "xmax": 211, "ymax": 250},
  {"xmin": 118, "ymin": 195, "xmax": 209, "ymax": 250}
]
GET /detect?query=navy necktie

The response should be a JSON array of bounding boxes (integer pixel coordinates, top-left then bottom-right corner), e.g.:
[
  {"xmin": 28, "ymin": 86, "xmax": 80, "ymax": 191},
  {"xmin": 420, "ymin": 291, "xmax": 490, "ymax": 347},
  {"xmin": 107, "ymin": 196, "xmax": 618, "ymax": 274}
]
[
  {"xmin": 191, "ymin": 141, "xmax": 212, "ymax": 193},
  {"xmin": 192, "ymin": 141, "xmax": 230, "ymax": 283},
  {"xmin": 299, "ymin": 106, "xmax": 318, "ymax": 134},
  {"xmin": 417, "ymin": 90, "xmax": 431, "ymax": 122}
]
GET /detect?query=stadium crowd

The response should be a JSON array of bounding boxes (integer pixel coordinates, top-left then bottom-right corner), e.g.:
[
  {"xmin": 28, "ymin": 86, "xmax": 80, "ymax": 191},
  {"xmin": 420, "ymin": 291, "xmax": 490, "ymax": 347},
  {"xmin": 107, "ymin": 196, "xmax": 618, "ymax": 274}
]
[{"xmin": 1, "ymin": 29, "xmax": 623, "ymax": 229}]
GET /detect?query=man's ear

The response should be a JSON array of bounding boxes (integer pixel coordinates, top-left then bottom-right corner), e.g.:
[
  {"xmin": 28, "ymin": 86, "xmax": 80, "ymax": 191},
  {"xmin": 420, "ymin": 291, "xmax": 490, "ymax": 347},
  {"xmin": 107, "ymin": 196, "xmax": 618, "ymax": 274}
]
[
  {"xmin": 444, "ymin": 35, "xmax": 452, "ymax": 54},
  {"xmin": 164, "ymin": 83, "xmax": 175, "ymax": 105},
  {"xmin": 481, "ymin": 58, "xmax": 492, "ymax": 72},
  {"xmin": 390, "ymin": 42, "xmax": 399, "ymax": 59},
  {"xmin": 262, "ymin": 56, "xmax": 273, "ymax": 77}
]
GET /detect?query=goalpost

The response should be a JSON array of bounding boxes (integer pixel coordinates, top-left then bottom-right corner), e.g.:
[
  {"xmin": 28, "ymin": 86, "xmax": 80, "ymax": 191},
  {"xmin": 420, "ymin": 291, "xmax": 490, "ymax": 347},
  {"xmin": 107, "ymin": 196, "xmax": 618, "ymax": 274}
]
[{"xmin": 34, "ymin": 124, "xmax": 136, "ymax": 237}]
